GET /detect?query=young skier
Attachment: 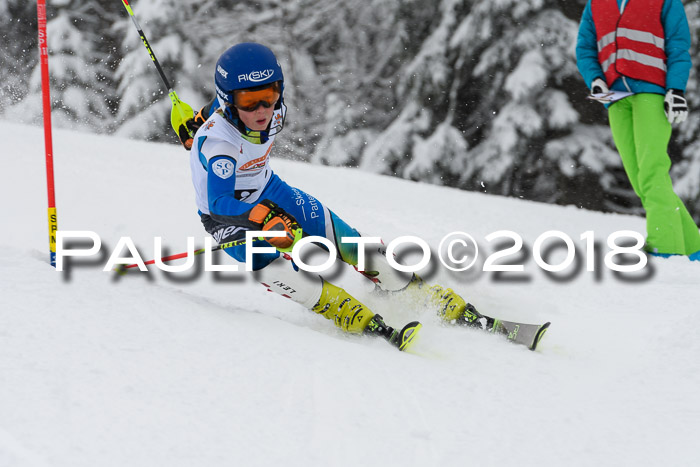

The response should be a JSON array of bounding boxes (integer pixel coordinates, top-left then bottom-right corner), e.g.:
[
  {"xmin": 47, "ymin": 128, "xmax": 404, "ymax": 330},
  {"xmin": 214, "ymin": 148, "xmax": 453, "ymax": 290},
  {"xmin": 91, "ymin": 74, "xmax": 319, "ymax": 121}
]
[
  {"xmin": 174, "ymin": 42, "xmax": 548, "ymax": 351},
  {"xmin": 576, "ymin": 0, "xmax": 700, "ymax": 262}
]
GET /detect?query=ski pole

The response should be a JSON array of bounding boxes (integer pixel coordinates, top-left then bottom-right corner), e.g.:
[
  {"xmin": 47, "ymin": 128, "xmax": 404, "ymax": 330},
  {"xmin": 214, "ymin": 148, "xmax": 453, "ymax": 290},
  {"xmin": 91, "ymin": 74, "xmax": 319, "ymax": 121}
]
[
  {"xmin": 114, "ymin": 237, "xmax": 247, "ymax": 274},
  {"xmin": 120, "ymin": 0, "xmax": 194, "ymax": 141}
]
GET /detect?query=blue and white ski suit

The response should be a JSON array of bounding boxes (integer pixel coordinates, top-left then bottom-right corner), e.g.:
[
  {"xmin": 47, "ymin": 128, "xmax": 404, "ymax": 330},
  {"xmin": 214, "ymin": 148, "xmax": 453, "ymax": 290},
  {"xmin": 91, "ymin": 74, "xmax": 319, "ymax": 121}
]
[
  {"xmin": 190, "ymin": 105, "xmax": 360, "ymax": 271},
  {"xmin": 188, "ymin": 104, "xmax": 411, "ymax": 307}
]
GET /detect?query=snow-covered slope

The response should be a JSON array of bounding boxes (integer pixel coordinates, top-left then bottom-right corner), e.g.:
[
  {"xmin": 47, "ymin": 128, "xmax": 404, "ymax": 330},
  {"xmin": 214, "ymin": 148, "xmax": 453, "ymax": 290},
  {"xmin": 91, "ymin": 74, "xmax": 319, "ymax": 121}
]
[{"xmin": 1, "ymin": 122, "xmax": 699, "ymax": 467}]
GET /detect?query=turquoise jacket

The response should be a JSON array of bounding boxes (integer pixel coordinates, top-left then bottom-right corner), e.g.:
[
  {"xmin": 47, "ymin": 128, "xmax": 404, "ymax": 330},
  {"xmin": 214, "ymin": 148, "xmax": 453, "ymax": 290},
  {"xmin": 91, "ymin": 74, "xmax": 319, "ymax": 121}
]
[{"xmin": 576, "ymin": 0, "xmax": 691, "ymax": 93}]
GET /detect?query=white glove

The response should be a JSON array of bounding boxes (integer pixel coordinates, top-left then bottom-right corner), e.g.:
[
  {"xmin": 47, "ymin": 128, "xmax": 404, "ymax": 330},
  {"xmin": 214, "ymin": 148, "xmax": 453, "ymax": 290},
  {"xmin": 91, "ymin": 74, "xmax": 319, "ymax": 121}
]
[
  {"xmin": 591, "ymin": 78, "xmax": 609, "ymax": 95},
  {"xmin": 664, "ymin": 89, "xmax": 688, "ymax": 124}
]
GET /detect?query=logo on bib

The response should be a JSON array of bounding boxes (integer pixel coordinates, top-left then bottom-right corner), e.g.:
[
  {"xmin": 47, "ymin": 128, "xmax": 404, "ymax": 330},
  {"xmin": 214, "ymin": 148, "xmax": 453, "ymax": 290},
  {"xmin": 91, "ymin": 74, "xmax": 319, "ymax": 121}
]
[{"xmin": 212, "ymin": 159, "xmax": 234, "ymax": 179}]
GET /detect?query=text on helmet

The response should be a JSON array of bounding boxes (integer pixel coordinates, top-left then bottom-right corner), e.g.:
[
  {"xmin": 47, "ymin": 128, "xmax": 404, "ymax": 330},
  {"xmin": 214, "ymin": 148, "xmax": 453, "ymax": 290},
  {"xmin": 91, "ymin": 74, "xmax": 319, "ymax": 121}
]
[{"xmin": 238, "ymin": 69, "xmax": 275, "ymax": 83}]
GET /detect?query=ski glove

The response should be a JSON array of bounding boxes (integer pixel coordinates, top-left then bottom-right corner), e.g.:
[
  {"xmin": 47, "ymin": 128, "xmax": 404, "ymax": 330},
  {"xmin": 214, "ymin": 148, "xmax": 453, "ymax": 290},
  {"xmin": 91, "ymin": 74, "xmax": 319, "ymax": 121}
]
[
  {"xmin": 170, "ymin": 99, "xmax": 195, "ymax": 150},
  {"xmin": 591, "ymin": 78, "xmax": 609, "ymax": 95},
  {"xmin": 664, "ymin": 89, "xmax": 688, "ymax": 124},
  {"xmin": 248, "ymin": 200, "xmax": 303, "ymax": 252},
  {"xmin": 171, "ymin": 104, "xmax": 208, "ymax": 150}
]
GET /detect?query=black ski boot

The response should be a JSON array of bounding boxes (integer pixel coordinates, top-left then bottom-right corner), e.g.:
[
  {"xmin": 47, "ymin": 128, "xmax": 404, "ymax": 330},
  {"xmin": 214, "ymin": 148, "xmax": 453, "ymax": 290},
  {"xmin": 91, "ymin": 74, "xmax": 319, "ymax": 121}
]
[
  {"xmin": 364, "ymin": 314, "xmax": 422, "ymax": 351},
  {"xmin": 456, "ymin": 303, "xmax": 496, "ymax": 330}
]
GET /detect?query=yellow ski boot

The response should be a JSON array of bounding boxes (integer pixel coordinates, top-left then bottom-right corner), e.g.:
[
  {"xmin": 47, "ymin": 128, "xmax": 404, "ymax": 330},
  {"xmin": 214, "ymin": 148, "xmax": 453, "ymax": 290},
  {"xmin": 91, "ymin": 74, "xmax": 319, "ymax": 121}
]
[
  {"xmin": 312, "ymin": 280, "xmax": 421, "ymax": 351},
  {"xmin": 404, "ymin": 275, "xmax": 490, "ymax": 328}
]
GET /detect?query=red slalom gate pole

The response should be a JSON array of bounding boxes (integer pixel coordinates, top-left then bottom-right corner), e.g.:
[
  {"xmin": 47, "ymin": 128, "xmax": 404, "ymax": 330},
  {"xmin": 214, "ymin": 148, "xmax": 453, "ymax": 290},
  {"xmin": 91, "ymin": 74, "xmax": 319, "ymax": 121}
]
[{"xmin": 37, "ymin": 0, "xmax": 58, "ymax": 267}]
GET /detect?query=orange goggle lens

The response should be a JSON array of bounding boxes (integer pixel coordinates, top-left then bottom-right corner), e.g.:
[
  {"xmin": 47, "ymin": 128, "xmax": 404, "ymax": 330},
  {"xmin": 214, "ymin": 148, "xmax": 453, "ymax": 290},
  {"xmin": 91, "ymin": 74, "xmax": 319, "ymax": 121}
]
[{"xmin": 233, "ymin": 85, "xmax": 281, "ymax": 112}]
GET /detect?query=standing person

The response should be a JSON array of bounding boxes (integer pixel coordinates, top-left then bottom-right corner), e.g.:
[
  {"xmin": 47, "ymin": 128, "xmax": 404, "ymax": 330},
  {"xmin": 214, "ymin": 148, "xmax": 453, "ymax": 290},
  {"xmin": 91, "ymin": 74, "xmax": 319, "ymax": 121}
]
[
  {"xmin": 576, "ymin": 0, "xmax": 700, "ymax": 261},
  {"xmin": 179, "ymin": 42, "xmax": 501, "ymax": 351}
]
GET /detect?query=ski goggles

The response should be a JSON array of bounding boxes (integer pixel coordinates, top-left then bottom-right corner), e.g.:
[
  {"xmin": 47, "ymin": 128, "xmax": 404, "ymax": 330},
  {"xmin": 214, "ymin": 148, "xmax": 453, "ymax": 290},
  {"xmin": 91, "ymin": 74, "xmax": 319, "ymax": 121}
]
[{"xmin": 232, "ymin": 82, "xmax": 281, "ymax": 112}]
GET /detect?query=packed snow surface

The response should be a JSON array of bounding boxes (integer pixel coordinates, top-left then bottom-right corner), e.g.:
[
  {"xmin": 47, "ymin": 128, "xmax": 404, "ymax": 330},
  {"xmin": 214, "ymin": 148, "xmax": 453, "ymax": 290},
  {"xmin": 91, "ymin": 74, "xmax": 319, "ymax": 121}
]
[{"xmin": 1, "ymin": 122, "xmax": 699, "ymax": 467}]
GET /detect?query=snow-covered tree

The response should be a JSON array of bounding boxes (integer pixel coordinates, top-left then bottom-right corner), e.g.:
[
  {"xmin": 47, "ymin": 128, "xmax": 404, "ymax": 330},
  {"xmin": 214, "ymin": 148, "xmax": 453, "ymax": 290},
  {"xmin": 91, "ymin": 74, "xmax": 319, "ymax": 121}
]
[
  {"xmin": 284, "ymin": 0, "xmax": 435, "ymax": 166},
  {"xmin": 5, "ymin": 1, "xmax": 123, "ymax": 132},
  {"xmin": 0, "ymin": 1, "xmax": 44, "ymax": 116},
  {"xmin": 357, "ymin": 0, "xmax": 631, "ymax": 213}
]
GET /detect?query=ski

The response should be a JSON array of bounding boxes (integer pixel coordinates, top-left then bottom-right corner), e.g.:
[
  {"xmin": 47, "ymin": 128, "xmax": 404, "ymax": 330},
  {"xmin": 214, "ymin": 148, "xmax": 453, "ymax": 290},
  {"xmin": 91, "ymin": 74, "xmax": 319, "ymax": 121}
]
[
  {"xmin": 458, "ymin": 304, "xmax": 549, "ymax": 351},
  {"xmin": 489, "ymin": 319, "xmax": 550, "ymax": 351}
]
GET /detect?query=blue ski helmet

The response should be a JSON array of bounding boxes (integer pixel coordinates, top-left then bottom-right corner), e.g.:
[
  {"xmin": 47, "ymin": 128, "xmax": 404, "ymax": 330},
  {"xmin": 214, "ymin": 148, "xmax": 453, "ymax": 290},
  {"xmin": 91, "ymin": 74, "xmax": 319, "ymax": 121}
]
[
  {"xmin": 214, "ymin": 42, "xmax": 285, "ymax": 137},
  {"xmin": 214, "ymin": 42, "xmax": 284, "ymax": 106}
]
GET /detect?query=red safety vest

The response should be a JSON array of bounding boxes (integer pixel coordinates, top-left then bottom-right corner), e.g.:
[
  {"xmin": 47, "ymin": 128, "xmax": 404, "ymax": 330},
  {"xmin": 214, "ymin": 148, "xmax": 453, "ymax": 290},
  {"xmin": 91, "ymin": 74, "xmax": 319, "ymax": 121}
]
[{"xmin": 592, "ymin": 0, "xmax": 667, "ymax": 87}]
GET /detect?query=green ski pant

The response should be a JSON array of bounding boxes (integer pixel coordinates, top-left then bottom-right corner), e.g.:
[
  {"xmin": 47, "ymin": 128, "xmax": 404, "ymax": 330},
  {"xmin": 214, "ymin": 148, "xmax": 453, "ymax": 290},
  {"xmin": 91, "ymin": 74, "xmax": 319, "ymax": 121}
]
[{"xmin": 608, "ymin": 93, "xmax": 700, "ymax": 255}]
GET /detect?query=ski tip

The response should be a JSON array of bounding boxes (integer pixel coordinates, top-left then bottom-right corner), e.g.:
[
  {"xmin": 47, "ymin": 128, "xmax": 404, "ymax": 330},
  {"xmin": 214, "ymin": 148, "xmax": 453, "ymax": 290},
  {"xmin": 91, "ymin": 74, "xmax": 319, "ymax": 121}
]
[
  {"xmin": 529, "ymin": 322, "xmax": 551, "ymax": 351},
  {"xmin": 398, "ymin": 321, "xmax": 422, "ymax": 352}
]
